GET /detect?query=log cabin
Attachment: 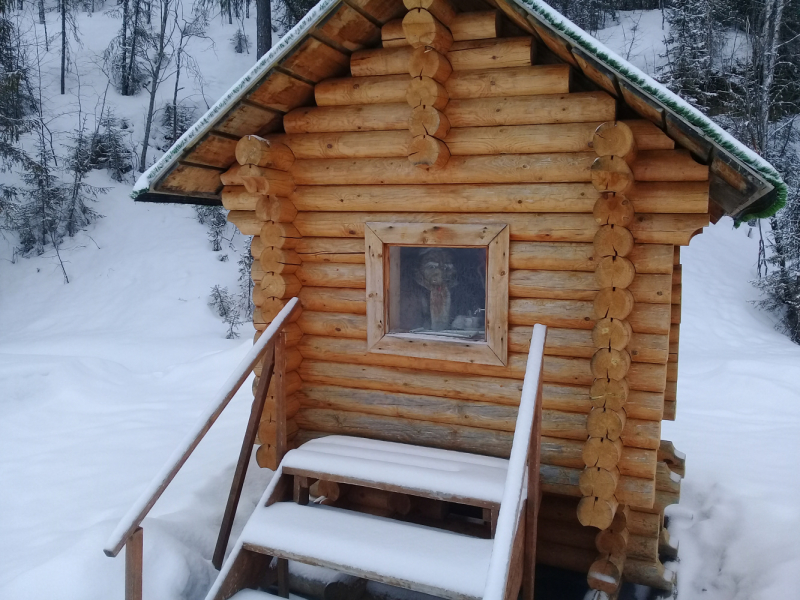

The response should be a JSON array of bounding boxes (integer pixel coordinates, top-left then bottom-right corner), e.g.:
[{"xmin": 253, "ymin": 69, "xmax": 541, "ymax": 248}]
[{"xmin": 113, "ymin": 0, "xmax": 786, "ymax": 598}]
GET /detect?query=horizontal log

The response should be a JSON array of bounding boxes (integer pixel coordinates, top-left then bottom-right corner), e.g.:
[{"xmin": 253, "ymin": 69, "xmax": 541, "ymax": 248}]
[
  {"xmin": 298, "ymin": 287, "xmax": 366, "ymax": 314},
  {"xmin": 295, "ymin": 408, "xmax": 512, "ymax": 457},
  {"xmin": 509, "ymin": 270, "xmax": 673, "ymax": 303},
  {"xmin": 623, "ymin": 558, "xmax": 674, "ymax": 591},
  {"xmin": 227, "ymin": 210, "xmax": 261, "ymax": 235},
  {"xmin": 314, "ymin": 65, "xmax": 568, "ymax": 106},
  {"xmin": 291, "ymin": 153, "xmax": 596, "ymax": 185},
  {"xmin": 444, "ymin": 92, "xmax": 615, "ymax": 127},
  {"xmin": 380, "ymin": 12, "xmax": 500, "ymax": 49},
  {"xmin": 289, "ymin": 182, "xmax": 705, "ymax": 214},
  {"xmin": 294, "ymin": 237, "xmax": 365, "ymax": 264},
  {"xmin": 510, "ymin": 298, "xmax": 671, "ymax": 335},
  {"xmin": 297, "ymin": 313, "xmax": 367, "ymax": 340},
  {"xmin": 510, "ymin": 241, "xmax": 674, "ymax": 274},
  {"xmin": 296, "ymin": 263, "xmax": 366, "ymax": 288},
  {"xmin": 314, "ymin": 74, "xmax": 409, "ymax": 106},
  {"xmin": 298, "ymin": 383, "xmax": 516, "ymax": 431},
  {"xmin": 253, "ymin": 347, "xmax": 302, "ymax": 376},
  {"xmin": 541, "ymin": 436, "xmax": 655, "ymax": 480},
  {"xmin": 444, "ymin": 64, "xmax": 569, "ymax": 98},
  {"xmin": 402, "ymin": 8, "xmax": 452, "ymax": 53},
  {"xmin": 292, "ymin": 211, "xmax": 707, "ymax": 246},
  {"xmin": 351, "ymin": 45, "xmax": 415, "ymax": 77},
  {"xmin": 236, "ymin": 136, "xmax": 295, "ymax": 170},
  {"xmin": 284, "ymin": 104, "xmax": 412, "ymax": 134},
  {"xmin": 256, "ymin": 197, "xmax": 297, "ymax": 223},
  {"xmin": 260, "ymin": 248, "xmax": 301, "ymax": 274},
  {"xmin": 446, "ymin": 37, "xmax": 534, "ymax": 71},
  {"xmin": 633, "ymin": 149, "xmax": 708, "ymax": 182},
  {"xmin": 540, "ymin": 464, "xmax": 653, "ymax": 509},
  {"xmin": 299, "ymin": 359, "xmax": 523, "ymax": 405},
  {"xmin": 274, "ymin": 121, "xmax": 683, "ymax": 160},
  {"xmin": 221, "ymin": 186, "xmax": 263, "ymax": 211},
  {"xmin": 260, "ymin": 393, "xmax": 301, "ymax": 423},
  {"xmin": 544, "ymin": 383, "xmax": 662, "ymax": 422},
  {"xmin": 535, "ymin": 326, "xmax": 669, "ymax": 365},
  {"xmin": 536, "ymin": 539, "xmax": 595, "ymax": 574},
  {"xmin": 238, "ymin": 165, "xmax": 296, "ymax": 197},
  {"xmin": 220, "ymin": 164, "xmax": 244, "ymax": 186},
  {"xmin": 537, "ymin": 516, "xmax": 597, "ymax": 549}
]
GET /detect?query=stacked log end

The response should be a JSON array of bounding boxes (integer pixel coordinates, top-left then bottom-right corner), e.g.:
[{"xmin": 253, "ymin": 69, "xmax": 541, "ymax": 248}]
[
  {"xmin": 403, "ymin": 0, "xmax": 454, "ymax": 170},
  {"xmin": 223, "ymin": 134, "xmax": 303, "ymax": 470},
  {"xmin": 578, "ymin": 121, "xmax": 639, "ymax": 595}
]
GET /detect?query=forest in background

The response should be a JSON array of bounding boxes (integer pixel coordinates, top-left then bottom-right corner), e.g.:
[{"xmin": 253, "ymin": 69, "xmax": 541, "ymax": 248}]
[{"xmin": 0, "ymin": 0, "xmax": 798, "ymax": 341}]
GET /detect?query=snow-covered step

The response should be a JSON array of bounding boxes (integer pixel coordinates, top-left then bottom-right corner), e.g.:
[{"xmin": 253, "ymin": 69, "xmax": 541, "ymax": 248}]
[
  {"xmin": 240, "ymin": 501, "xmax": 494, "ymax": 600},
  {"xmin": 283, "ymin": 436, "xmax": 509, "ymax": 506},
  {"xmin": 229, "ymin": 591, "xmax": 294, "ymax": 600}
]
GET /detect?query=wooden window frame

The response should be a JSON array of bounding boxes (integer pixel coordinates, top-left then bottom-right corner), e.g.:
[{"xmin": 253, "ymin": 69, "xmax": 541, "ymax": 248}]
[{"xmin": 365, "ymin": 222, "xmax": 509, "ymax": 366}]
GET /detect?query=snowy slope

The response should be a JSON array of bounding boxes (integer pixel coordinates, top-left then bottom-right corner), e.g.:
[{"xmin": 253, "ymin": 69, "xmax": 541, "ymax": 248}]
[{"xmin": 0, "ymin": 7, "xmax": 799, "ymax": 600}]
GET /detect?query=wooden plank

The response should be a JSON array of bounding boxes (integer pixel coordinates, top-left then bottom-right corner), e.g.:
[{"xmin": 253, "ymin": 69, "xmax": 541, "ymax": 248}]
[
  {"xmin": 444, "ymin": 64, "xmax": 570, "ymax": 98},
  {"xmin": 299, "ymin": 286, "xmax": 366, "ymax": 313},
  {"xmin": 665, "ymin": 112, "xmax": 713, "ymax": 163},
  {"xmin": 515, "ymin": 326, "xmax": 668, "ymax": 364},
  {"xmin": 215, "ymin": 103, "xmax": 283, "ymax": 138},
  {"xmin": 315, "ymin": 3, "xmax": 381, "ymax": 51},
  {"xmin": 619, "ymin": 80, "xmax": 664, "ymax": 127},
  {"xmin": 183, "ymin": 134, "xmax": 239, "ymax": 169},
  {"xmin": 247, "ymin": 70, "xmax": 315, "ymax": 113},
  {"xmin": 157, "ymin": 163, "xmax": 223, "ymax": 195},
  {"xmin": 571, "ymin": 47, "xmax": 619, "ymax": 96},
  {"xmin": 632, "ymin": 149, "xmax": 708, "ymax": 182},
  {"xmin": 529, "ymin": 21, "xmax": 578, "ymax": 66},
  {"xmin": 281, "ymin": 37, "xmax": 350, "ymax": 82},
  {"xmin": 347, "ymin": 0, "xmax": 408, "ymax": 24}
]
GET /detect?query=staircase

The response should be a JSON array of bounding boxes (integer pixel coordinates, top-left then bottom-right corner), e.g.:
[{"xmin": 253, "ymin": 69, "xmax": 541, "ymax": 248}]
[
  {"xmin": 209, "ymin": 325, "xmax": 546, "ymax": 600},
  {"xmin": 103, "ymin": 304, "xmax": 546, "ymax": 600}
]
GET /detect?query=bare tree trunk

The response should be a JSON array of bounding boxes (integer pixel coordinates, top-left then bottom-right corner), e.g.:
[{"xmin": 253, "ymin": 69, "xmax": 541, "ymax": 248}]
[
  {"xmin": 172, "ymin": 40, "xmax": 182, "ymax": 143},
  {"xmin": 120, "ymin": 0, "xmax": 129, "ymax": 95},
  {"xmin": 756, "ymin": 0, "xmax": 786, "ymax": 153},
  {"xmin": 256, "ymin": 0, "xmax": 270, "ymax": 58},
  {"xmin": 60, "ymin": 0, "xmax": 66, "ymax": 94},
  {"xmin": 139, "ymin": 0, "xmax": 170, "ymax": 172},
  {"xmin": 126, "ymin": 0, "xmax": 142, "ymax": 95},
  {"xmin": 228, "ymin": 0, "xmax": 232, "ymax": 24}
]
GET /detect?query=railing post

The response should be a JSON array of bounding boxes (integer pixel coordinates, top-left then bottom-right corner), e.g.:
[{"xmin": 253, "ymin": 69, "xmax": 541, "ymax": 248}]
[
  {"xmin": 212, "ymin": 339, "xmax": 276, "ymax": 569},
  {"xmin": 523, "ymin": 354, "xmax": 544, "ymax": 600},
  {"xmin": 125, "ymin": 527, "xmax": 143, "ymax": 600},
  {"xmin": 274, "ymin": 331, "xmax": 288, "ymax": 464}
]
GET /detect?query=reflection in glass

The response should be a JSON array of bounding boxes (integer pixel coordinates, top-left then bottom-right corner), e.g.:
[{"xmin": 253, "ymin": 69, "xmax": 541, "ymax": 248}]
[{"xmin": 387, "ymin": 246, "xmax": 487, "ymax": 341}]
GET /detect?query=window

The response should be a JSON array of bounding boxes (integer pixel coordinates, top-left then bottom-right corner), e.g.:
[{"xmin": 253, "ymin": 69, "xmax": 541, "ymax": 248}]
[{"xmin": 365, "ymin": 222, "xmax": 509, "ymax": 366}]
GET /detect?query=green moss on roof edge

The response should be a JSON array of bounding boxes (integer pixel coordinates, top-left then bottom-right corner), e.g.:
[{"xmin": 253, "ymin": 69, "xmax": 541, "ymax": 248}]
[{"xmin": 515, "ymin": 0, "xmax": 787, "ymax": 221}]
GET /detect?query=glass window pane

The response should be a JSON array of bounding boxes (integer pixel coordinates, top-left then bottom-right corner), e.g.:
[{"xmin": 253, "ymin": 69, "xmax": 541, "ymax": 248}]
[{"xmin": 387, "ymin": 246, "xmax": 487, "ymax": 341}]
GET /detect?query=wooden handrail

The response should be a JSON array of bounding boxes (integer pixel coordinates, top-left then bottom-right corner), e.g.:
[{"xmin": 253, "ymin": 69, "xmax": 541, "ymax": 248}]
[
  {"xmin": 482, "ymin": 324, "xmax": 546, "ymax": 600},
  {"xmin": 103, "ymin": 298, "xmax": 300, "ymax": 559}
]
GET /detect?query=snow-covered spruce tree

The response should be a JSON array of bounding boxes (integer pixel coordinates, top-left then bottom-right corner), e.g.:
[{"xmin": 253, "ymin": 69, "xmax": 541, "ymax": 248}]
[
  {"xmin": 63, "ymin": 115, "xmax": 104, "ymax": 238},
  {"xmin": 0, "ymin": 0, "xmax": 37, "ymax": 210},
  {"xmin": 91, "ymin": 108, "xmax": 135, "ymax": 181},
  {"xmin": 237, "ymin": 238, "xmax": 254, "ymax": 321},
  {"xmin": 660, "ymin": 0, "xmax": 724, "ymax": 110},
  {"xmin": 194, "ymin": 205, "xmax": 230, "ymax": 251},
  {"xmin": 208, "ymin": 285, "xmax": 243, "ymax": 338},
  {"xmin": 105, "ymin": 0, "xmax": 148, "ymax": 95},
  {"xmin": 231, "ymin": 27, "xmax": 249, "ymax": 53},
  {"xmin": 272, "ymin": 0, "xmax": 316, "ymax": 36}
]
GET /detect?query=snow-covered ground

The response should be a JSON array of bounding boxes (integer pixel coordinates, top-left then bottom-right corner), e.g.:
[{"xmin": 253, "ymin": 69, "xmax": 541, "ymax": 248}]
[{"xmin": 1, "ymin": 7, "xmax": 799, "ymax": 600}]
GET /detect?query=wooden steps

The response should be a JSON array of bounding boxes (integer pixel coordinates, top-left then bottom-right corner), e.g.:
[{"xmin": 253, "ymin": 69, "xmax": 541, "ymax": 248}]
[
  {"xmin": 240, "ymin": 502, "xmax": 494, "ymax": 600},
  {"xmin": 283, "ymin": 436, "xmax": 508, "ymax": 506}
]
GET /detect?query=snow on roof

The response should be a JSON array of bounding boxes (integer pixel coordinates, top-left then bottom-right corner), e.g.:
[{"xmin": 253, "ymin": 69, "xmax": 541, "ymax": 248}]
[{"xmin": 134, "ymin": 0, "xmax": 787, "ymax": 221}]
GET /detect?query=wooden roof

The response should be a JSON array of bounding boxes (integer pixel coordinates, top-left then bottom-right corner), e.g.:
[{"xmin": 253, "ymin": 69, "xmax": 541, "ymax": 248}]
[{"xmin": 133, "ymin": 0, "xmax": 784, "ymax": 221}]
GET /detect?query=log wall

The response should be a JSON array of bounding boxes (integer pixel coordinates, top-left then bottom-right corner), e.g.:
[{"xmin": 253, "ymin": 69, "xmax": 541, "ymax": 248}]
[{"xmin": 224, "ymin": 4, "xmax": 700, "ymax": 593}]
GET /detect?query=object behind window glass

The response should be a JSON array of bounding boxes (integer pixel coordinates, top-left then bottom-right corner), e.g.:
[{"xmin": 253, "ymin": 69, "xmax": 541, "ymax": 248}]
[{"xmin": 387, "ymin": 246, "xmax": 487, "ymax": 341}]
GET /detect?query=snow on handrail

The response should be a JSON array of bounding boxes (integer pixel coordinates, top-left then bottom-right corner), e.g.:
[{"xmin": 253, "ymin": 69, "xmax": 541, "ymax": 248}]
[
  {"xmin": 482, "ymin": 323, "xmax": 546, "ymax": 600},
  {"xmin": 103, "ymin": 297, "xmax": 300, "ymax": 558}
]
